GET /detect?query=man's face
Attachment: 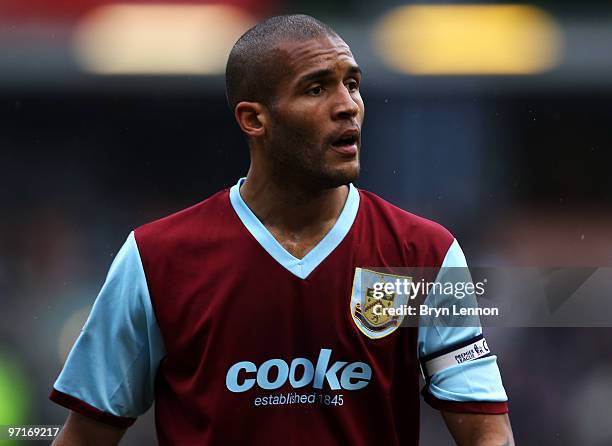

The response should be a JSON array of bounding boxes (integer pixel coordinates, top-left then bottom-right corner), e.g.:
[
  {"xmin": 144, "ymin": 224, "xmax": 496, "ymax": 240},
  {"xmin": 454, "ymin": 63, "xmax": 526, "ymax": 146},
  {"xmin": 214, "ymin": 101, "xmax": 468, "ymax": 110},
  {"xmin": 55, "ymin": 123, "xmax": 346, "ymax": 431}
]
[{"xmin": 263, "ymin": 35, "xmax": 365, "ymax": 189}]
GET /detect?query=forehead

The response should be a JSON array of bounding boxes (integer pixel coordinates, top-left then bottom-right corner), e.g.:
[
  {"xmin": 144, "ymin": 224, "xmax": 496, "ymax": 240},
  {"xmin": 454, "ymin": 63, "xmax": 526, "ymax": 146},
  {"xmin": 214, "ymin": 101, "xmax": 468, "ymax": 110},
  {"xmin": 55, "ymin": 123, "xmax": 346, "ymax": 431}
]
[{"xmin": 274, "ymin": 36, "xmax": 357, "ymax": 80}]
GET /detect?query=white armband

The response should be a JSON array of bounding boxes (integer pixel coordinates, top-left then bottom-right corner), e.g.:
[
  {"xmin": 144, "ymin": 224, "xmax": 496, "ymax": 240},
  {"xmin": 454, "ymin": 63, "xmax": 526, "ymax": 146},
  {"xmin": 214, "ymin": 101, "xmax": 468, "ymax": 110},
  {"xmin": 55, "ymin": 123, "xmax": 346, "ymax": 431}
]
[{"xmin": 420, "ymin": 334, "xmax": 491, "ymax": 380}]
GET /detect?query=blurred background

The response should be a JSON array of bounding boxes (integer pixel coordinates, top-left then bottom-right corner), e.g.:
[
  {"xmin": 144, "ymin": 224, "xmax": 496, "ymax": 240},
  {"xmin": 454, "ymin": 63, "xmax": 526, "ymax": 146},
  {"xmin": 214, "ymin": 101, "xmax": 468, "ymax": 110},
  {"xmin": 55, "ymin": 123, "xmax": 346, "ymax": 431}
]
[{"xmin": 1, "ymin": 0, "xmax": 612, "ymax": 444}]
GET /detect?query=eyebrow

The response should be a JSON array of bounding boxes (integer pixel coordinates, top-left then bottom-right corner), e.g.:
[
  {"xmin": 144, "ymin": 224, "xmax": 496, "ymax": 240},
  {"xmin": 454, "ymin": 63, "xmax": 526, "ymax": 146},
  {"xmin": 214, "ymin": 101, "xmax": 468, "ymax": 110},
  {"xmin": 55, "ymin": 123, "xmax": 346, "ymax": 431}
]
[{"xmin": 296, "ymin": 65, "xmax": 362, "ymax": 87}]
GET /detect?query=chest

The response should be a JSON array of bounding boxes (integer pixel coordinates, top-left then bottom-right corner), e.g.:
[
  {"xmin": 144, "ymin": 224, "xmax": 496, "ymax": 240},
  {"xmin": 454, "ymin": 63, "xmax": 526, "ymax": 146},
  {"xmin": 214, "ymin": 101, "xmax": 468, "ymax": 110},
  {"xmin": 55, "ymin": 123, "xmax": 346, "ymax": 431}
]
[{"xmin": 151, "ymin": 234, "xmax": 420, "ymax": 368}]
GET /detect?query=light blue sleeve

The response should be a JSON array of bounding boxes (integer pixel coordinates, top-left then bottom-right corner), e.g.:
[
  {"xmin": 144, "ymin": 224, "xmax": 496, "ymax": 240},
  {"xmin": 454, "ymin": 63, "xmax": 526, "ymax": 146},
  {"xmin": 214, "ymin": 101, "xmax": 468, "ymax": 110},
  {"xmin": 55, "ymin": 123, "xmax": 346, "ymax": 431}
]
[
  {"xmin": 417, "ymin": 239, "xmax": 507, "ymax": 402},
  {"xmin": 53, "ymin": 232, "xmax": 166, "ymax": 417}
]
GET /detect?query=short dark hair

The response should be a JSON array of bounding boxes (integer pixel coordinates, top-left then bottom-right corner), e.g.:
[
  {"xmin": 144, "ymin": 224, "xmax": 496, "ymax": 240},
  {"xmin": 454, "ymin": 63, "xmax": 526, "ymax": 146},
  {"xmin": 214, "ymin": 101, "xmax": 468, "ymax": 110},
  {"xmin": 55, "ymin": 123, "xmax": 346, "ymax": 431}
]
[{"xmin": 225, "ymin": 14, "xmax": 339, "ymax": 112}]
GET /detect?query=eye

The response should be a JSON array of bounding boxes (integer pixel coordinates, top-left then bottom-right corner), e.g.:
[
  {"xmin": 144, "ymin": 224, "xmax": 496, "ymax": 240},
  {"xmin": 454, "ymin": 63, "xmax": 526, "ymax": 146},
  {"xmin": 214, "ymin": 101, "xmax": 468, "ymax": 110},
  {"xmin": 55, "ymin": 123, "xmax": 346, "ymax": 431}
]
[
  {"xmin": 346, "ymin": 80, "xmax": 359, "ymax": 92},
  {"xmin": 307, "ymin": 85, "xmax": 324, "ymax": 96}
]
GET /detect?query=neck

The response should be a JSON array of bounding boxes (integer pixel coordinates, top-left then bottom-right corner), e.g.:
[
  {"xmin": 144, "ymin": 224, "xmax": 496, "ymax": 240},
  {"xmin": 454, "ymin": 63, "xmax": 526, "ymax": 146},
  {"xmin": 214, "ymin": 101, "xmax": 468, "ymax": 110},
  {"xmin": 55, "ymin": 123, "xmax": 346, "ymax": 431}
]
[{"xmin": 239, "ymin": 168, "xmax": 349, "ymax": 234}]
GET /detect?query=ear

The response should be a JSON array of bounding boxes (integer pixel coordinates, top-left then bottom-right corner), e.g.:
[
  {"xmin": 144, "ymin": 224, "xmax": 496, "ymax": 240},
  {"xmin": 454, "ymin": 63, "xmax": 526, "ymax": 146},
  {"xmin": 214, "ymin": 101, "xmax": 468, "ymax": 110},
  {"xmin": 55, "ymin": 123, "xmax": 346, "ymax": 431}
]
[{"xmin": 234, "ymin": 101, "xmax": 268, "ymax": 138}]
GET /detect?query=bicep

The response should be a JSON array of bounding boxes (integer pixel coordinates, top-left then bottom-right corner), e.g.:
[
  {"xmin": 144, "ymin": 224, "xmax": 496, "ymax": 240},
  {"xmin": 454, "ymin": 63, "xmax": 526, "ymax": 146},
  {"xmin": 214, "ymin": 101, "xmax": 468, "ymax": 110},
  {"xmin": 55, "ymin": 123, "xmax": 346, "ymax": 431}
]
[
  {"xmin": 418, "ymin": 239, "xmax": 508, "ymax": 409},
  {"xmin": 53, "ymin": 411, "xmax": 127, "ymax": 446},
  {"xmin": 50, "ymin": 232, "xmax": 165, "ymax": 424}
]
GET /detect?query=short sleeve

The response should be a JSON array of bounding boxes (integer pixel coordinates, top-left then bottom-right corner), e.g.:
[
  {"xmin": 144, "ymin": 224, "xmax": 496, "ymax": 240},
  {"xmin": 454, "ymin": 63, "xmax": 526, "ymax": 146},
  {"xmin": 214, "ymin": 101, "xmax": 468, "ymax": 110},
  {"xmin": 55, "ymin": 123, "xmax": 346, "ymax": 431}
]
[
  {"xmin": 417, "ymin": 239, "xmax": 508, "ymax": 414},
  {"xmin": 49, "ymin": 232, "xmax": 165, "ymax": 427}
]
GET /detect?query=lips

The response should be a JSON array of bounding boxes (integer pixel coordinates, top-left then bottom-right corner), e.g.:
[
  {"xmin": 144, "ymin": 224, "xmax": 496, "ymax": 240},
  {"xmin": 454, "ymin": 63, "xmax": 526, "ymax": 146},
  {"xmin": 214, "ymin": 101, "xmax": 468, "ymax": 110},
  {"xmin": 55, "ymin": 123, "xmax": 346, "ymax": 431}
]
[
  {"xmin": 331, "ymin": 129, "xmax": 359, "ymax": 147},
  {"xmin": 330, "ymin": 128, "xmax": 360, "ymax": 156}
]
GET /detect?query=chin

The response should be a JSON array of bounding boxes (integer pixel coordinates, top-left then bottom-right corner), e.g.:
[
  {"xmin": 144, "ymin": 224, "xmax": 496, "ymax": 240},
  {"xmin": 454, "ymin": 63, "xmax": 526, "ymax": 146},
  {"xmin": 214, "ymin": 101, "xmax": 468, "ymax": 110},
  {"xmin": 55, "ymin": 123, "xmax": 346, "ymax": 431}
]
[{"xmin": 320, "ymin": 164, "xmax": 360, "ymax": 188}]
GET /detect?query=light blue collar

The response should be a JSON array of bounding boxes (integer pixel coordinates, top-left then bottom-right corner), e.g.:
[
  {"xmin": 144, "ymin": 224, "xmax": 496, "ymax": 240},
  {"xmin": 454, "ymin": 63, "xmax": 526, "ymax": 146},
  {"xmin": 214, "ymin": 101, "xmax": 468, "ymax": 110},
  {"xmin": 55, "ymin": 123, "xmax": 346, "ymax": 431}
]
[{"xmin": 229, "ymin": 177, "xmax": 360, "ymax": 279}]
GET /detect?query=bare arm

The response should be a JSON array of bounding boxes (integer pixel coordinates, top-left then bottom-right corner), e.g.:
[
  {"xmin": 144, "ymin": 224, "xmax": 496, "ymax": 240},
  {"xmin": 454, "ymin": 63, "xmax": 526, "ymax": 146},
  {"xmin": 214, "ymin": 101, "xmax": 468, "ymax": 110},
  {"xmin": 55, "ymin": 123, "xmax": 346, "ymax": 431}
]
[
  {"xmin": 52, "ymin": 412, "xmax": 127, "ymax": 446},
  {"xmin": 442, "ymin": 412, "xmax": 515, "ymax": 446}
]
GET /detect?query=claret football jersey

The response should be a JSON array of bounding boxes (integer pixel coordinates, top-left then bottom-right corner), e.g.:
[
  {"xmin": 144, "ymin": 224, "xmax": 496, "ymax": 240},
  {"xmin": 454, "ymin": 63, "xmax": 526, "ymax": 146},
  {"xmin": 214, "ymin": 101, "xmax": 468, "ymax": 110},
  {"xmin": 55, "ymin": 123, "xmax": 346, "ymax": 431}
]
[{"xmin": 50, "ymin": 178, "xmax": 508, "ymax": 446}]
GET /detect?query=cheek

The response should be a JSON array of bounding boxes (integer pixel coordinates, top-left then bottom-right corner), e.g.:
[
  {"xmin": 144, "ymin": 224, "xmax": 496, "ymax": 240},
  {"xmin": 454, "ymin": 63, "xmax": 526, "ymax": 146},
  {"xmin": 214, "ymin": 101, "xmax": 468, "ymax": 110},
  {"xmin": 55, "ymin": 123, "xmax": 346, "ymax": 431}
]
[
  {"xmin": 270, "ymin": 102, "xmax": 329, "ymax": 149},
  {"xmin": 356, "ymin": 96, "xmax": 365, "ymax": 121},
  {"xmin": 286, "ymin": 114, "xmax": 324, "ymax": 144}
]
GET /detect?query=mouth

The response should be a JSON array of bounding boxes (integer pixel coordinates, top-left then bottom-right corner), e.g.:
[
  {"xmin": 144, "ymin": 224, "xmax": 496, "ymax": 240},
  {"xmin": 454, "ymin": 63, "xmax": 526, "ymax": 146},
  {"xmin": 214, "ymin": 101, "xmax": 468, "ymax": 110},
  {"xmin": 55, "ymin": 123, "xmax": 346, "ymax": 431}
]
[{"xmin": 330, "ymin": 131, "xmax": 359, "ymax": 156}]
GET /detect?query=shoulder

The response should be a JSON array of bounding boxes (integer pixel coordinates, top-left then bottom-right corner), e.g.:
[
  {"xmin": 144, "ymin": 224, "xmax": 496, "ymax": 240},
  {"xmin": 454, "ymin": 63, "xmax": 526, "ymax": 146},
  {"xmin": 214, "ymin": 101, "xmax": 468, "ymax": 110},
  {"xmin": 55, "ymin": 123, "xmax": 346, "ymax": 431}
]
[
  {"xmin": 358, "ymin": 189, "xmax": 454, "ymax": 242},
  {"xmin": 134, "ymin": 188, "xmax": 235, "ymax": 255},
  {"xmin": 357, "ymin": 188, "xmax": 456, "ymax": 264}
]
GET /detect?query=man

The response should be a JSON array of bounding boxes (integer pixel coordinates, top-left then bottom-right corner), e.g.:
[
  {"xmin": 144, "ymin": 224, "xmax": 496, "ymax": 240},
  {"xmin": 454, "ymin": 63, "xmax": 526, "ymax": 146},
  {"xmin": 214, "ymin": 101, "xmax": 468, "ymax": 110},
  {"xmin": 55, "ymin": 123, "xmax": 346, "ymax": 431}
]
[{"xmin": 50, "ymin": 14, "xmax": 513, "ymax": 445}]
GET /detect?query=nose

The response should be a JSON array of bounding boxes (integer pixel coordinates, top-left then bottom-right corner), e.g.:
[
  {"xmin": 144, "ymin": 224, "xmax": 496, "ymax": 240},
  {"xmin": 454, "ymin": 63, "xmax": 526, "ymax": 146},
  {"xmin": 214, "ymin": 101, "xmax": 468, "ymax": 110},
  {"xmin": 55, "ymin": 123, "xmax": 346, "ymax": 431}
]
[{"xmin": 332, "ymin": 86, "xmax": 360, "ymax": 121}]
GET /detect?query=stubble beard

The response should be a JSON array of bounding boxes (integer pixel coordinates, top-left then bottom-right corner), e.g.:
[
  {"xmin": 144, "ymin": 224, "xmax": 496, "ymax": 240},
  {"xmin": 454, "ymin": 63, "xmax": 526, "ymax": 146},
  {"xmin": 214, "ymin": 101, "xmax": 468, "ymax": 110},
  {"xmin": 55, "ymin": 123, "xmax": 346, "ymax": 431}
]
[{"xmin": 266, "ymin": 119, "xmax": 360, "ymax": 192}]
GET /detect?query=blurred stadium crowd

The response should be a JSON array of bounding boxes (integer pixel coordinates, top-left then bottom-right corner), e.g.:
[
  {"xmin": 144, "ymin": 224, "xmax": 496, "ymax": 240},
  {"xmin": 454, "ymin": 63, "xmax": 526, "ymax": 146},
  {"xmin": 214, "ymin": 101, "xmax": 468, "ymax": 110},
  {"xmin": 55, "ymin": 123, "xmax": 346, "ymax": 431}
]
[{"xmin": 1, "ymin": 0, "xmax": 612, "ymax": 444}]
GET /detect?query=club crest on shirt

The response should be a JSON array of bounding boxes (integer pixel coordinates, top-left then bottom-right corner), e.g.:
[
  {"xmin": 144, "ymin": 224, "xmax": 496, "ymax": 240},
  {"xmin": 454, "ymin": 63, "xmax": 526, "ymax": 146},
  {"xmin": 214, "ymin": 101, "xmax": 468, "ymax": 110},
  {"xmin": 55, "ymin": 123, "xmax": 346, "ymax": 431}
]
[{"xmin": 350, "ymin": 268, "xmax": 410, "ymax": 339}]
